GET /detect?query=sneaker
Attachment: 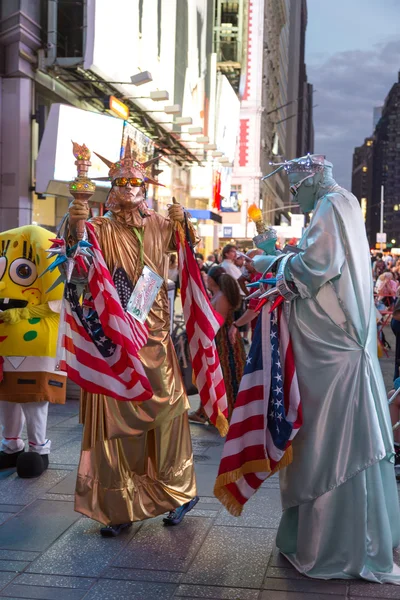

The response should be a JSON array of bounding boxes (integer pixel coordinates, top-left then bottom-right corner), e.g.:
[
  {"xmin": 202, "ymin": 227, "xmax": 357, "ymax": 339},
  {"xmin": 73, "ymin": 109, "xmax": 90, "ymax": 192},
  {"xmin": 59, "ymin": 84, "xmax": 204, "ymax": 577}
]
[
  {"xmin": 100, "ymin": 522, "xmax": 133, "ymax": 537},
  {"xmin": 163, "ymin": 496, "xmax": 199, "ymax": 526}
]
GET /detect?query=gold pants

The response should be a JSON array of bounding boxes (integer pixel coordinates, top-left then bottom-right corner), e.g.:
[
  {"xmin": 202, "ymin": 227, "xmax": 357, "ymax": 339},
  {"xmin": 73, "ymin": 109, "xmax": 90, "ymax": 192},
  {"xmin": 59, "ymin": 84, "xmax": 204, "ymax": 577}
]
[{"xmin": 75, "ymin": 411, "xmax": 197, "ymax": 525}]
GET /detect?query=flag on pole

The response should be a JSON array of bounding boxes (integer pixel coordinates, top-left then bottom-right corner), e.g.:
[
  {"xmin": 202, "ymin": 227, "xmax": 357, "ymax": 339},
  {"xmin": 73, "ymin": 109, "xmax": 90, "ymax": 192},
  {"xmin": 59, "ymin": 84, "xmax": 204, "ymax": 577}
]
[
  {"xmin": 214, "ymin": 303, "xmax": 302, "ymax": 515},
  {"xmin": 58, "ymin": 222, "xmax": 152, "ymax": 403},
  {"xmin": 176, "ymin": 220, "xmax": 229, "ymax": 436}
]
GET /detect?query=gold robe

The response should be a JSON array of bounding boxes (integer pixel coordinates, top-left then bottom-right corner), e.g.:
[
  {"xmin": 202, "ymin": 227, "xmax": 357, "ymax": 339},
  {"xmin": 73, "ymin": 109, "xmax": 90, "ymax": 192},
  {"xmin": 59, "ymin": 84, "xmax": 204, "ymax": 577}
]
[{"xmin": 75, "ymin": 209, "xmax": 197, "ymax": 525}]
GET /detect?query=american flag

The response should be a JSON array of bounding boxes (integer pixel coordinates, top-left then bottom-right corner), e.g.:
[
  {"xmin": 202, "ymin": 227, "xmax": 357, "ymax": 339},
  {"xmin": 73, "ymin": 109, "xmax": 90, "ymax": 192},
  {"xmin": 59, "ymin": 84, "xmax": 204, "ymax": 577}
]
[
  {"xmin": 176, "ymin": 222, "xmax": 229, "ymax": 436},
  {"xmin": 214, "ymin": 303, "xmax": 302, "ymax": 515},
  {"xmin": 58, "ymin": 222, "xmax": 152, "ymax": 402}
]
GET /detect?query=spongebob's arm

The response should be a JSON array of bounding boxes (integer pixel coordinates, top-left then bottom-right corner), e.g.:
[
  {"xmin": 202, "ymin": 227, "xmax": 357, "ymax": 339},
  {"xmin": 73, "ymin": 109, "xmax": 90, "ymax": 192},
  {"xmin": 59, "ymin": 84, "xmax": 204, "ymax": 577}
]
[{"xmin": 0, "ymin": 303, "xmax": 57, "ymax": 324}]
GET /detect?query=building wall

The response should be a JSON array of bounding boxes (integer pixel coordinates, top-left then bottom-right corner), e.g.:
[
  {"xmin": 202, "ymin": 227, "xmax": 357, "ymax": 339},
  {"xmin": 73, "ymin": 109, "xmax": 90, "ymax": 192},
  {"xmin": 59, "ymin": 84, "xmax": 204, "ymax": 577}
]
[{"xmin": 0, "ymin": 1, "xmax": 42, "ymax": 230}]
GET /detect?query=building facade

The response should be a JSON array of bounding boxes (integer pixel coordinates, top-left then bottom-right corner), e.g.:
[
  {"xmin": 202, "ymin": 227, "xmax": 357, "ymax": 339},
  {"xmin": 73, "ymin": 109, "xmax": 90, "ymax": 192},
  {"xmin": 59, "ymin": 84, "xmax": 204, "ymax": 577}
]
[
  {"xmin": 352, "ymin": 73, "xmax": 400, "ymax": 248},
  {"xmin": 0, "ymin": 0, "xmax": 235, "ymax": 241}
]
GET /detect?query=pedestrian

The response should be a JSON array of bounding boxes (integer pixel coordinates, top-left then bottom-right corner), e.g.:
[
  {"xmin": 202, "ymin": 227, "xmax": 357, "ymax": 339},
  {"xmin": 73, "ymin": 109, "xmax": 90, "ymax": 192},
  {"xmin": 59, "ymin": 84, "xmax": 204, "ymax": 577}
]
[
  {"xmin": 204, "ymin": 254, "xmax": 216, "ymax": 271},
  {"xmin": 189, "ymin": 266, "xmax": 246, "ymax": 423},
  {"xmin": 373, "ymin": 252, "xmax": 386, "ymax": 280},
  {"xmin": 67, "ymin": 138, "xmax": 198, "ymax": 536},
  {"xmin": 375, "ymin": 271, "xmax": 398, "ymax": 308},
  {"xmin": 220, "ymin": 244, "xmax": 242, "ymax": 278}
]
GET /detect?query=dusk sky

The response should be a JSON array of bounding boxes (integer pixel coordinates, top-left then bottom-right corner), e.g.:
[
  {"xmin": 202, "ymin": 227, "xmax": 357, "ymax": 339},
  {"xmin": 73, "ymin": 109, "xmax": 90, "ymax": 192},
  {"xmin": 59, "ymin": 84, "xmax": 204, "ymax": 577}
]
[{"xmin": 306, "ymin": 0, "xmax": 400, "ymax": 189}]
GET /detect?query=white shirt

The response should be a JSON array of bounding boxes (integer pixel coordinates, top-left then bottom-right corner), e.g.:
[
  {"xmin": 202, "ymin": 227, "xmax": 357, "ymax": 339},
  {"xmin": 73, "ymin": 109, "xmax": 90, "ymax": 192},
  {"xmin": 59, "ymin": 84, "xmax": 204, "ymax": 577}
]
[{"xmin": 220, "ymin": 259, "xmax": 242, "ymax": 280}]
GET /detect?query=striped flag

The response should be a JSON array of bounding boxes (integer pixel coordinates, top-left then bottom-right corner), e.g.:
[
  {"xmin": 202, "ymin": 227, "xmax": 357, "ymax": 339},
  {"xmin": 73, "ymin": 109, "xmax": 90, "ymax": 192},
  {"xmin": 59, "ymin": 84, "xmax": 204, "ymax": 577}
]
[
  {"xmin": 58, "ymin": 222, "xmax": 152, "ymax": 403},
  {"xmin": 176, "ymin": 222, "xmax": 229, "ymax": 436},
  {"xmin": 214, "ymin": 303, "xmax": 302, "ymax": 515}
]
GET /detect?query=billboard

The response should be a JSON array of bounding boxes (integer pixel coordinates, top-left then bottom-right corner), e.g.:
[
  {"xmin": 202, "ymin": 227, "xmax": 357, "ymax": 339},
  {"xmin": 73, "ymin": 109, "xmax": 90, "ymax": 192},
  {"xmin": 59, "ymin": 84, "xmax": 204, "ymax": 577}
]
[
  {"xmin": 36, "ymin": 104, "xmax": 124, "ymax": 194},
  {"xmin": 214, "ymin": 74, "xmax": 240, "ymax": 162},
  {"xmin": 36, "ymin": 104, "xmax": 155, "ymax": 195}
]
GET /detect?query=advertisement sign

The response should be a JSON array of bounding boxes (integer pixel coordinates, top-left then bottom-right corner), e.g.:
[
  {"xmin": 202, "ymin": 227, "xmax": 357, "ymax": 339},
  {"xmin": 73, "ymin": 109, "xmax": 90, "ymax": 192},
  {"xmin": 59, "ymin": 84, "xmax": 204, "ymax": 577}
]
[
  {"xmin": 221, "ymin": 190, "xmax": 241, "ymax": 212},
  {"xmin": 223, "ymin": 226, "xmax": 233, "ymax": 238},
  {"xmin": 36, "ymin": 104, "xmax": 124, "ymax": 194},
  {"xmin": 376, "ymin": 232, "xmax": 387, "ymax": 243},
  {"xmin": 122, "ymin": 123, "xmax": 155, "ymax": 164}
]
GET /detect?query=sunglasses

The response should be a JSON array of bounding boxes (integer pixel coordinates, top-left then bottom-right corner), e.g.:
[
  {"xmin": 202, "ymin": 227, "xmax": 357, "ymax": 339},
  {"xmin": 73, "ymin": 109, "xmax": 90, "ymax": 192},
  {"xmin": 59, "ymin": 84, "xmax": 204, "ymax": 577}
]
[
  {"xmin": 113, "ymin": 177, "xmax": 144, "ymax": 187},
  {"xmin": 289, "ymin": 173, "xmax": 314, "ymax": 197}
]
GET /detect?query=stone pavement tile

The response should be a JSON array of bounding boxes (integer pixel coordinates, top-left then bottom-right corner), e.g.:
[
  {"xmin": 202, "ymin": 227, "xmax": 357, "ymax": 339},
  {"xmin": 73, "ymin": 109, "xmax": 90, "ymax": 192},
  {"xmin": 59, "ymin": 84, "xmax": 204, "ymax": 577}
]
[
  {"xmin": 215, "ymin": 488, "xmax": 282, "ymax": 529},
  {"xmin": 263, "ymin": 576, "xmax": 347, "ymax": 596},
  {"xmin": 83, "ymin": 580, "xmax": 176, "ymax": 599},
  {"xmin": 259, "ymin": 593, "xmax": 345, "ymax": 600},
  {"xmin": 48, "ymin": 416, "xmax": 80, "ymax": 430},
  {"xmin": 189, "ymin": 509, "xmax": 219, "ymax": 518},
  {"xmin": 0, "ymin": 516, "xmax": 11, "ymax": 527},
  {"xmin": 0, "ymin": 553, "xmax": 40, "ymax": 562},
  {"xmin": 194, "ymin": 464, "xmax": 219, "ymax": 497},
  {"xmin": 113, "ymin": 516, "xmax": 212, "ymax": 572},
  {"xmin": 0, "ymin": 507, "xmax": 22, "ymax": 515},
  {"xmin": 0, "ymin": 573, "xmax": 17, "ymax": 592},
  {"xmin": 47, "ymin": 466, "xmax": 76, "ymax": 472},
  {"xmin": 48, "ymin": 471, "xmax": 77, "ymax": 495},
  {"xmin": 10, "ymin": 574, "xmax": 95, "ymax": 589},
  {"xmin": 48, "ymin": 441, "xmax": 82, "ymax": 466},
  {"xmin": 48, "ymin": 401, "xmax": 80, "ymax": 416},
  {"xmin": 0, "ymin": 561, "xmax": 29, "ymax": 572},
  {"xmin": 0, "ymin": 583, "xmax": 86, "ymax": 599},
  {"xmin": 26, "ymin": 518, "xmax": 140, "ymax": 577},
  {"xmin": 183, "ymin": 526, "xmax": 275, "ymax": 588},
  {"xmin": 103, "ymin": 567, "xmax": 182, "ymax": 583},
  {"xmin": 41, "ymin": 495, "xmax": 75, "ymax": 502},
  {"xmin": 0, "ymin": 470, "xmax": 71, "ymax": 506},
  {"xmin": 265, "ymin": 566, "xmax": 307, "ymax": 580},
  {"xmin": 348, "ymin": 581, "xmax": 400, "ymax": 598},
  {"xmin": 0, "ymin": 500, "xmax": 79, "ymax": 552},
  {"xmin": 174, "ymin": 584, "xmax": 259, "ymax": 598}
]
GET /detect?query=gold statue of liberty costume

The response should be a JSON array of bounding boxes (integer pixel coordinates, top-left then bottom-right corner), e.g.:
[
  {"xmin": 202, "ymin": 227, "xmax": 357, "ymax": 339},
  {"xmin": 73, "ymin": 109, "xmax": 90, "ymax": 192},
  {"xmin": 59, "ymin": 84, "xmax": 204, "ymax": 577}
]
[{"xmin": 68, "ymin": 139, "xmax": 198, "ymax": 536}]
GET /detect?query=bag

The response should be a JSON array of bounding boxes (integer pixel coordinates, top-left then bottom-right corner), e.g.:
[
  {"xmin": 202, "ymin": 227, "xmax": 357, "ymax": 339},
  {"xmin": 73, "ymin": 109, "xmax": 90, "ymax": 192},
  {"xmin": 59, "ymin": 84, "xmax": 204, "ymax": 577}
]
[{"xmin": 173, "ymin": 331, "xmax": 198, "ymax": 396}]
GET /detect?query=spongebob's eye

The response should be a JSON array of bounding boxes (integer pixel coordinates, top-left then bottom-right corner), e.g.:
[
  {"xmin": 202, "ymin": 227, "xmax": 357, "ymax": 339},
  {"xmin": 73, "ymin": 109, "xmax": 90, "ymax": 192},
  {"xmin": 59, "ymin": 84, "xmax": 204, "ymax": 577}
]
[
  {"xmin": 9, "ymin": 259, "xmax": 37, "ymax": 287},
  {"xmin": 0, "ymin": 257, "xmax": 6, "ymax": 280}
]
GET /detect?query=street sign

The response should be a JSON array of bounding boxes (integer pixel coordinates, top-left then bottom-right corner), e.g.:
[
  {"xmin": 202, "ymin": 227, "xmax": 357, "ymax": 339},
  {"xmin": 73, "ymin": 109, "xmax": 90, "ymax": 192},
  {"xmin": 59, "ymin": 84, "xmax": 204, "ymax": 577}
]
[
  {"xmin": 223, "ymin": 226, "xmax": 233, "ymax": 237},
  {"xmin": 375, "ymin": 243, "xmax": 387, "ymax": 249},
  {"xmin": 376, "ymin": 232, "xmax": 387, "ymax": 243}
]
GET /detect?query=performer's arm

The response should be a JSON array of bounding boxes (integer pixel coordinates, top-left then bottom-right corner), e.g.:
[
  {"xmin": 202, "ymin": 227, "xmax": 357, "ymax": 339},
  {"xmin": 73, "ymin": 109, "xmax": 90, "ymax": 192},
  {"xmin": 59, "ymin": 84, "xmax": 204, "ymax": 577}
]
[
  {"xmin": 0, "ymin": 302, "xmax": 57, "ymax": 324},
  {"xmin": 285, "ymin": 196, "xmax": 346, "ymax": 299}
]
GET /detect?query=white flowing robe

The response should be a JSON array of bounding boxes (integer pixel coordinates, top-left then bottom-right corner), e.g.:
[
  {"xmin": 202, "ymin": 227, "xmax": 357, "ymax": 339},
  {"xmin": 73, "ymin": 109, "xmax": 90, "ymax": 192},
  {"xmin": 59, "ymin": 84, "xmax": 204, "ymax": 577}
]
[{"xmin": 277, "ymin": 185, "xmax": 400, "ymax": 583}]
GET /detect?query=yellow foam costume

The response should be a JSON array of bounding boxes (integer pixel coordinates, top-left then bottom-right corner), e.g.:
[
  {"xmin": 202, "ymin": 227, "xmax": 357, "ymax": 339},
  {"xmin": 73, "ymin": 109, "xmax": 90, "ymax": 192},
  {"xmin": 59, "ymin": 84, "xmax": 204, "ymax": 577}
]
[{"xmin": 0, "ymin": 225, "xmax": 66, "ymax": 477}]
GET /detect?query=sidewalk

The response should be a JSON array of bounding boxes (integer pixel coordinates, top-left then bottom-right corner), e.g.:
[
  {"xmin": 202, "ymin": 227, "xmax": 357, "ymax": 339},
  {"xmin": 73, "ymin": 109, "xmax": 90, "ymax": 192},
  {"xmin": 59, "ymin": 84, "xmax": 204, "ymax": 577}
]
[{"xmin": 0, "ymin": 333, "xmax": 399, "ymax": 599}]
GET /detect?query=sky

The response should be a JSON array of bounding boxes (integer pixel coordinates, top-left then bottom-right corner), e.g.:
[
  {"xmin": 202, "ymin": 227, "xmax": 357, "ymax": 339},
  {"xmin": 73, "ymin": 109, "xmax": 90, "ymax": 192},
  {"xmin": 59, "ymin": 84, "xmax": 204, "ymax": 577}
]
[{"xmin": 305, "ymin": 0, "xmax": 400, "ymax": 188}]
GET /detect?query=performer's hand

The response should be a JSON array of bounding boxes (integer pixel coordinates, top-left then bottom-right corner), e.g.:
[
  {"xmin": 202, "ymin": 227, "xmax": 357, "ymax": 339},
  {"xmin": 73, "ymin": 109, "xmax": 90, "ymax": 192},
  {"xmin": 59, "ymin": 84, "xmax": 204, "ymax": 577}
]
[
  {"xmin": 168, "ymin": 203, "xmax": 185, "ymax": 223},
  {"xmin": 69, "ymin": 199, "xmax": 89, "ymax": 224},
  {"xmin": 228, "ymin": 324, "xmax": 238, "ymax": 345}
]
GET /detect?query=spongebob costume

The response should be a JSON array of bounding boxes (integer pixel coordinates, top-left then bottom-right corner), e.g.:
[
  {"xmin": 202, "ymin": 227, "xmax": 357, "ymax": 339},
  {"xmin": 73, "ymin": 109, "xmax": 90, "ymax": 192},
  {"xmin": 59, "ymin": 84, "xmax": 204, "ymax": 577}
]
[{"xmin": 0, "ymin": 225, "xmax": 66, "ymax": 478}]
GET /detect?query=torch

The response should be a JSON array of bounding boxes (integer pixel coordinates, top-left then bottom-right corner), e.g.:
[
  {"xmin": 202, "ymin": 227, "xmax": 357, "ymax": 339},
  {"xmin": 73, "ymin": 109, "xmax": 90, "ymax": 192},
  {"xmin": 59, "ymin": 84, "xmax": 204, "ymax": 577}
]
[{"xmin": 69, "ymin": 142, "xmax": 96, "ymax": 240}]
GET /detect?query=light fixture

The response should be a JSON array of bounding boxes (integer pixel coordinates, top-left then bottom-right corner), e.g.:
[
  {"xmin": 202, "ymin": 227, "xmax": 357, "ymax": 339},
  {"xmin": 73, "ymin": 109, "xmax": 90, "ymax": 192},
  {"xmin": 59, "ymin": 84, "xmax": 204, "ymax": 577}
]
[
  {"xmin": 212, "ymin": 151, "xmax": 224, "ymax": 157},
  {"xmin": 164, "ymin": 104, "xmax": 181, "ymax": 115},
  {"xmin": 196, "ymin": 136, "xmax": 210, "ymax": 143},
  {"xmin": 150, "ymin": 90, "xmax": 169, "ymax": 101},
  {"xmin": 188, "ymin": 126, "xmax": 203, "ymax": 135},
  {"xmin": 175, "ymin": 116, "xmax": 193, "ymax": 125},
  {"xmin": 204, "ymin": 143, "xmax": 217, "ymax": 150},
  {"xmin": 130, "ymin": 71, "xmax": 153, "ymax": 86},
  {"xmin": 392, "ymin": 239, "xmax": 396, "ymax": 244}
]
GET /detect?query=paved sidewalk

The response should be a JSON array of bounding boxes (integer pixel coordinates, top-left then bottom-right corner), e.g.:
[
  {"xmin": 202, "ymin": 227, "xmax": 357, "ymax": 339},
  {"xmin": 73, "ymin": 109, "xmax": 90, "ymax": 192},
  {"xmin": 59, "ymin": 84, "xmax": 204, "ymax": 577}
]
[{"xmin": 0, "ymin": 331, "xmax": 399, "ymax": 599}]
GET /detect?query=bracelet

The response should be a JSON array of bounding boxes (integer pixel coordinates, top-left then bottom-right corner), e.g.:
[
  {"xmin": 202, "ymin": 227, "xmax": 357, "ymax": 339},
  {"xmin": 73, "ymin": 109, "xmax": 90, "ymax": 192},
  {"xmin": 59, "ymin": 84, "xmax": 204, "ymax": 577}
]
[{"xmin": 276, "ymin": 253, "xmax": 298, "ymax": 302}]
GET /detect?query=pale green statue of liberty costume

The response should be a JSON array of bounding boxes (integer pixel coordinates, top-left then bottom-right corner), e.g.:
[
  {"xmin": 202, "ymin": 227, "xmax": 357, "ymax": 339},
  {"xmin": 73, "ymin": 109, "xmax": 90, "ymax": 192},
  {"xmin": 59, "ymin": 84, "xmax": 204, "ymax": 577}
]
[{"xmin": 258, "ymin": 154, "xmax": 400, "ymax": 583}]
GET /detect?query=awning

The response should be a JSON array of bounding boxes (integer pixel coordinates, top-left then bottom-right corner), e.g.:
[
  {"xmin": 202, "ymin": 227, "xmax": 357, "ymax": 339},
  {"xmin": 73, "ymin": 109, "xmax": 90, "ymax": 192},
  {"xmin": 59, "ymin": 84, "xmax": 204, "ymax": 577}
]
[{"xmin": 187, "ymin": 209, "xmax": 222, "ymax": 223}]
